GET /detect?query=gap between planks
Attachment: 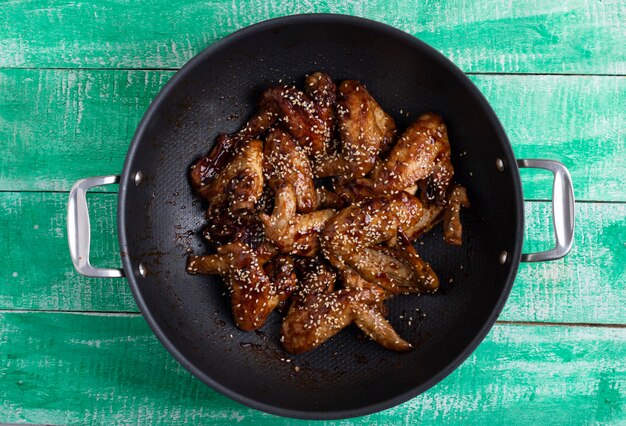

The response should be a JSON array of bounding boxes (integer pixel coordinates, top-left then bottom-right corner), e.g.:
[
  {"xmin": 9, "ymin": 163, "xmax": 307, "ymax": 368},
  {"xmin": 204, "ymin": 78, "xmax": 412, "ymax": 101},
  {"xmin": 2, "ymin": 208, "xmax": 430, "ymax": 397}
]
[
  {"xmin": 1, "ymin": 308, "xmax": 625, "ymax": 328},
  {"xmin": 0, "ymin": 66, "xmax": 624, "ymax": 77}
]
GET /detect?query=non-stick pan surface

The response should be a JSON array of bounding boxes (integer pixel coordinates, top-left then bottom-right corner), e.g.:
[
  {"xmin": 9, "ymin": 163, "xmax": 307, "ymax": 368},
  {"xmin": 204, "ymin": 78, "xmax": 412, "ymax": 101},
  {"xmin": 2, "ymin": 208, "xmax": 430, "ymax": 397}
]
[{"xmin": 117, "ymin": 14, "xmax": 524, "ymax": 419}]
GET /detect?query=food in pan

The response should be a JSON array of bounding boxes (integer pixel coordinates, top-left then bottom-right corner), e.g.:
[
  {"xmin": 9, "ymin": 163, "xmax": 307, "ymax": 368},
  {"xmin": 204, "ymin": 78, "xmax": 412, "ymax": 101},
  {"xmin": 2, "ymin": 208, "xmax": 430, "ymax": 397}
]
[{"xmin": 187, "ymin": 72, "xmax": 469, "ymax": 354}]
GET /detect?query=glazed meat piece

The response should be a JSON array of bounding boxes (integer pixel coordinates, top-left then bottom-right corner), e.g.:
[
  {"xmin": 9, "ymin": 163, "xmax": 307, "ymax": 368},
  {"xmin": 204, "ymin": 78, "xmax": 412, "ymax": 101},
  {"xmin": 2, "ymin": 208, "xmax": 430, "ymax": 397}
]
[
  {"xmin": 304, "ymin": 72, "xmax": 337, "ymax": 136},
  {"xmin": 187, "ymin": 242, "xmax": 282, "ymax": 331},
  {"xmin": 372, "ymin": 113, "xmax": 452, "ymax": 195},
  {"xmin": 294, "ymin": 256, "xmax": 337, "ymax": 297},
  {"xmin": 264, "ymin": 255, "xmax": 299, "ymax": 310},
  {"xmin": 347, "ymin": 244, "xmax": 437, "ymax": 294},
  {"xmin": 264, "ymin": 127, "xmax": 318, "ymax": 213},
  {"xmin": 260, "ymin": 85, "xmax": 331, "ymax": 157},
  {"xmin": 443, "ymin": 184, "xmax": 470, "ymax": 245},
  {"xmin": 316, "ymin": 187, "xmax": 346, "ymax": 209},
  {"xmin": 418, "ymin": 151, "xmax": 454, "ymax": 206},
  {"xmin": 190, "ymin": 139, "xmax": 264, "ymax": 211},
  {"xmin": 403, "ymin": 202, "xmax": 445, "ymax": 241},
  {"xmin": 281, "ymin": 285, "xmax": 410, "ymax": 354},
  {"xmin": 260, "ymin": 182, "xmax": 336, "ymax": 256},
  {"xmin": 190, "ymin": 134, "xmax": 238, "ymax": 195},
  {"xmin": 202, "ymin": 195, "xmax": 258, "ymax": 246},
  {"xmin": 334, "ymin": 178, "xmax": 378, "ymax": 204},
  {"xmin": 320, "ymin": 192, "xmax": 423, "ymax": 275},
  {"xmin": 314, "ymin": 81, "xmax": 396, "ymax": 181},
  {"xmin": 393, "ymin": 229, "xmax": 439, "ymax": 292}
]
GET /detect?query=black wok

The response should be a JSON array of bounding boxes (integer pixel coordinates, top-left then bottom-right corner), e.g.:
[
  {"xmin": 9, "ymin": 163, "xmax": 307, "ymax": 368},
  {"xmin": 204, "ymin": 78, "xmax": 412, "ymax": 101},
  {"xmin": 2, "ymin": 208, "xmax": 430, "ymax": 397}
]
[{"xmin": 67, "ymin": 14, "xmax": 574, "ymax": 419}]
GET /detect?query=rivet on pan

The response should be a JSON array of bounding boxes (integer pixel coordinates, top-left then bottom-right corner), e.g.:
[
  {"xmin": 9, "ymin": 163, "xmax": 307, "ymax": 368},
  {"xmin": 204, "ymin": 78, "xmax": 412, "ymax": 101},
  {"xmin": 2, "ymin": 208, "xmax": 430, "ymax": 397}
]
[
  {"xmin": 138, "ymin": 263, "xmax": 147, "ymax": 277},
  {"xmin": 134, "ymin": 171, "xmax": 144, "ymax": 186},
  {"xmin": 496, "ymin": 158, "xmax": 505, "ymax": 172},
  {"xmin": 498, "ymin": 251, "xmax": 508, "ymax": 265}
]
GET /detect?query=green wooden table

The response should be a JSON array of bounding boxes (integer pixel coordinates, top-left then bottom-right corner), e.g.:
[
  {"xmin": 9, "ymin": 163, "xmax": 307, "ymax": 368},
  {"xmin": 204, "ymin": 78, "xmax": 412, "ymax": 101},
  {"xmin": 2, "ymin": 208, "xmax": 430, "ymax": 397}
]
[{"xmin": 1, "ymin": 1, "xmax": 625, "ymax": 424}]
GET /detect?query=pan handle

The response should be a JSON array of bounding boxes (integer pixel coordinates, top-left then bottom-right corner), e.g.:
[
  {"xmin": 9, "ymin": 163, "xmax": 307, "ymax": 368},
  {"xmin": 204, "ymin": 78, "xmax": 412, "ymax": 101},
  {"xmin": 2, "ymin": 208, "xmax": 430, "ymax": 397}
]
[
  {"xmin": 67, "ymin": 175, "xmax": 125, "ymax": 278},
  {"xmin": 517, "ymin": 160, "xmax": 575, "ymax": 262}
]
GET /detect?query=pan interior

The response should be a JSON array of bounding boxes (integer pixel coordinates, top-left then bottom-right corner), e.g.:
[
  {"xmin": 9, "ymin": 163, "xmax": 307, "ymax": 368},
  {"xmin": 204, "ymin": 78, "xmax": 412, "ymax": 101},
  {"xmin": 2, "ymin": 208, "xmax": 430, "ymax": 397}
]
[{"xmin": 119, "ymin": 16, "xmax": 522, "ymax": 418}]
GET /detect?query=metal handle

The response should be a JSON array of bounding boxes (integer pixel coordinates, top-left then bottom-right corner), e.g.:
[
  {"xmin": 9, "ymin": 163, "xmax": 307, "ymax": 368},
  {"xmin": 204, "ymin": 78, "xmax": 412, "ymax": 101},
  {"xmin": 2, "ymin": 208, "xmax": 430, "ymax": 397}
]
[
  {"xmin": 67, "ymin": 176, "xmax": 124, "ymax": 277},
  {"xmin": 517, "ymin": 159, "xmax": 575, "ymax": 262}
]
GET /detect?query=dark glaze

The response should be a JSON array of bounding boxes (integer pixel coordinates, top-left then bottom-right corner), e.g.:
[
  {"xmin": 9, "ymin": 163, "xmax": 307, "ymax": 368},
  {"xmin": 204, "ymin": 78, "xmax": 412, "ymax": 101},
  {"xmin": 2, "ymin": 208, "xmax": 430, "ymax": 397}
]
[
  {"xmin": 186, "ymin": 72, "xmax": 469, "ymax": 354},
  {"xmin": 373, "ymin": 112, "xmax": 451, "ymax": 195}
]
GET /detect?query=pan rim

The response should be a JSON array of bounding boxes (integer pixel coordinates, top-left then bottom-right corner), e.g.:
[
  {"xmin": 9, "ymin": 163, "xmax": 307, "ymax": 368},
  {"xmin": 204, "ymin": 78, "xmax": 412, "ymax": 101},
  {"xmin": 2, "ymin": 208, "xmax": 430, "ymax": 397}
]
[{"xmin": 118, "ymin": 13, "xmax": 524, "ymax": 420}]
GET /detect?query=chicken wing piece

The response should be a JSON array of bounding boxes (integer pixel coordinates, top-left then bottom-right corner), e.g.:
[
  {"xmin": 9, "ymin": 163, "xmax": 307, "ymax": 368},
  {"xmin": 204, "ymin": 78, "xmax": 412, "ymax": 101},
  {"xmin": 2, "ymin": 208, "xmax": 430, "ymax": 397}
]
[
  {"xmin": 187, "ymin": 242, "xmax": 280, "ymax": 331},
  {"xmin": 202, "ymin": 195, "xmax": 269, "ymax": 247},
  {"xmin": 191, "ymin": 139, "xmax": 264, "ymax": 212},
  {"xmin": 394, "ymin": 229, "xmax": 440, "ymax": 292},
  {"xmin": 403, "ymin": 202, "xmax": 444, "ymax": 241},
  {"xmin": 294, "ymin": 256, "xmax": 337, "ymax": 297},
  {"xmin": 260, "ymin": 182, "xmax": 336, "ymax": 256},
  {"xmin": 347, "ymin": 246, "xmax": 423, "ymax": 294},
  {"xmin": 418, "ymin": 150, "xmax": 454, "ymax": 206},
  {"xmin": 372, "ymin": 113, "xmax": 451, "ymax": 195},
  {"xmin": 264, "ymin": 127, "xmax": 318, "ymax": 213},
  {"xmin": 443, "ymin": 183, "xmax": 470, "ymax": 246},
  {"xmin": 353, "ymin": 304, "xmax": 412, "ymax": 352},
  {"xmin": 316, "ymin": 187, "xmax": 346, "ymax": 209},
  {"xmin": 187, "ymin": 240, "xmax": 277, "ymax": 275},
  {"xmin": 313, "ymin": 80, "xmax": 396, "ymax": 182},
  {"xmin": 320, "ymin": 191, "xmax": 423, "ymax": 271},
  {"xmin": 260, "ymin": 86, "xmax": 331, "ymax": 157},
  {"xmin": 264, "ymin": 255, "xmax": 299, "ymax": 311},
  {"xmin": 280, "ymin": 286, "xmax": 388, "ymax": 354},
  {"xmin": 304, "ymin": 72, "xmax": 337, "ymax": 136},
  {"xmin": 190, "ymin": 134, "xmax": 238, "ymax": 194}
]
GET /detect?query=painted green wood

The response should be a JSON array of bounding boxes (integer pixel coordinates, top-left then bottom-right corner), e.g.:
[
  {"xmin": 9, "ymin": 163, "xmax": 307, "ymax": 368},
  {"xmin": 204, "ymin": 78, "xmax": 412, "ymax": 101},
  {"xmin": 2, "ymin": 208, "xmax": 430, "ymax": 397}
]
[
  {"xmin": 0, "ymin": 312, "xmax": 623, "ymax": 424},
  {"xmin": 0, "ymin": 192, "xmax": 135, "ymax": 312},
  {"xmin": 0, "ymin": 0, "xmax": 624, "ymax": 74},
  {"xmin": 1, "ymin": 70, "xmax": 624, "ymax": 201},
  {"xmin": 1, "ymin": 191, "xmax": 624, "ymax": 324},
  {"xmin": 0, "ymin": 69, "xmax": 173, "ymax": 192}
]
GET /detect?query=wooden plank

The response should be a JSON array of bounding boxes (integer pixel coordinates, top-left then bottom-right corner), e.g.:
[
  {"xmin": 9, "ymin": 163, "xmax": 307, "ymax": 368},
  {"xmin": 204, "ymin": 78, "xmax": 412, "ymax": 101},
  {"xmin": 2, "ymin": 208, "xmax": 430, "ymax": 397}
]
[
  {"xmin": 505, "ymin": 201, "xmax": 626, "ymax": 324},
  {"xmin": 1, "ymin": 69, "xmax": 624, "ymax": 200},
  {"xmin": 0, "ymin": 0, "xmax": 624, "ymax": 73},
  {"xmin": 0, "ymin": 192, "xmax": 136, "ymax": 312},
  {"xmin": 0, "ymin": 312, "xmax": 623, "ymax": 424},
  {"xmin": 473, "ymin": 74, "xmax": 626, "ymax": 202},
  {"xmin": 1, "ymin": 192, "xmax": 624, "ymax": 324},
  {"xmin": 0, "ymin": 69, "xmax": 174, "ymax": 192}
]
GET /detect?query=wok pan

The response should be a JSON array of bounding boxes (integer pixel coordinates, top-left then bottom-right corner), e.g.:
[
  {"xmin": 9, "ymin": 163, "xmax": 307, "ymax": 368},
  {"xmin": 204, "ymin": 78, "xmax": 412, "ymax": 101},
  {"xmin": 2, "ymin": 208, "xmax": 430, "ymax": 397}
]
[{"xmin": 67, "ymin": 14, "xmax": 574, "ymax": 419}]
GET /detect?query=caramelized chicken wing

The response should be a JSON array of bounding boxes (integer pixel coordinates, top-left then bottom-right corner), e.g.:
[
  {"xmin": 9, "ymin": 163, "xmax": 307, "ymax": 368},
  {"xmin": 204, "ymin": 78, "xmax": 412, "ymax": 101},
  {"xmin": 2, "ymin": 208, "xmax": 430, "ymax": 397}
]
[
  {"xmin": 320, "ymin": 192, "xmax": 423, "ymax": 273},
  {"xmin": 187, "ymin": 242, "xmax": 280, "ymax": 331},
  {"xmin": 403, "ymin": 202, "xmax": 445, "ymax": 241},
  {"xmin": 264, "ymin": 255, "xmax": 299, "ymax": 310},
  {"xmin": 304, "ymin": 72, "xmax": 337, "ymax": 136},
  {"xmin": 372, "ymin": 113, "xmax": 451, "ymax": 195},
  {"xmin": 352, "ymin": 304, "xmax": 412, "ymax": 352},
  {"xmin": 260, "ymin": 86, "xmax": 331, "ymax": 157},
  {"xmin": 443, "ymin": 184, "xmax": 470, "ymax": 245},
  {"xmin": 260, "ymin": 182, "xmax": 336, "ymax": 256},
  {"xmin": 394, "ymin": 229, "xmax": 439, "ymax": 292},
  {"xmin": 314, "ymin": 81, "xmax": 396, "ymax": 181},
  {"xmin": 191, "ymin": 139, "xmax": 264, "ymax": 212},
  {"xmin": 264, "ymin": 127, "xmax": 317, "ymax": 213},
  {"xmin": 294, "ymin": 256, "xmax": 337, "ymax": 297},
  {"xmin": 281, "ymin": 285, "xmax": 410, "ymax": 354}
]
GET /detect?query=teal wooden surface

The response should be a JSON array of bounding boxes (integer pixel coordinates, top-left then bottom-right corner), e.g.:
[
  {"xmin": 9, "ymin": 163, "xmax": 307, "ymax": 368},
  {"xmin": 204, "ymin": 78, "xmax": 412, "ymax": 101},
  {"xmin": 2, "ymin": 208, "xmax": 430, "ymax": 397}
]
[
  {"xmin": 0, "ymin": 312, "xmax": 623, "ymax": 424},
  {"xmin": 0, "ymin": 0, "xmax": 624, "ymax": 423}
]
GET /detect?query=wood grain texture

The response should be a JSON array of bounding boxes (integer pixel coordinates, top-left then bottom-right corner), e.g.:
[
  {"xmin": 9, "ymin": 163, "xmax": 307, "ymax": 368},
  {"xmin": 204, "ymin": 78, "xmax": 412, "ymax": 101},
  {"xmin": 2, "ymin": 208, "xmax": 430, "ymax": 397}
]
[
  {"xmin": 0, "ymin": 312, "xmax": 623, "ymax": 424},
  {"xmin": 0, "ymin": 0, "xmax": 624, "ymax": 73},
  {"xmin": 0, "ymin": 192, "xmax": 135, "ymax": 312},
  {"xmin": 1, "ymin": 192, "xmax": 624, "ymax": 324},
  {"xmin": 1, "ymin": 69, "xmax": 624, "ymax": 200}
]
